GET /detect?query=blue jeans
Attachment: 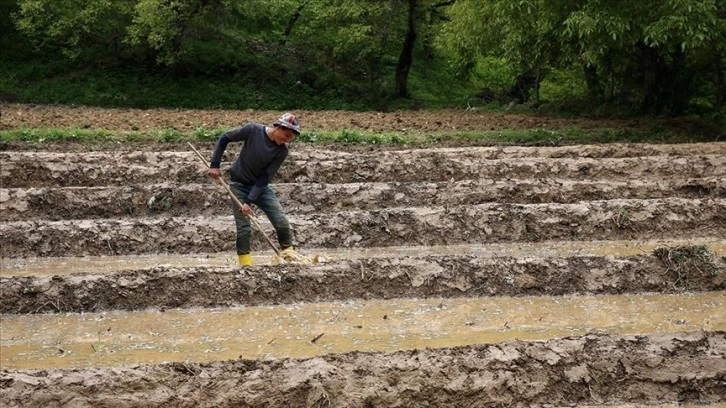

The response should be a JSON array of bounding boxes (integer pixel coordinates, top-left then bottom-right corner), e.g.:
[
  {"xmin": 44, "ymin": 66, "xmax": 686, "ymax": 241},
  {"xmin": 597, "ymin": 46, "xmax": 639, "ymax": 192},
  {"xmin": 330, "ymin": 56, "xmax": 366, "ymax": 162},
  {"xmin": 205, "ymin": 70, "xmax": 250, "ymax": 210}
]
[{"xmin": 229, "ymin": 182, "xmax": 293, "ymax": 255}]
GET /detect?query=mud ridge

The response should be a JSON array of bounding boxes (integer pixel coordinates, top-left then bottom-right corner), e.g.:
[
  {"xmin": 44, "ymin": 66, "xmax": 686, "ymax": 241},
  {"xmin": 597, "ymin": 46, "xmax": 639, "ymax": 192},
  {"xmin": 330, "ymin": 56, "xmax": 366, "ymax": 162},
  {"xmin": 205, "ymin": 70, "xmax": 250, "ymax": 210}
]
[
  {"xmin": 2, "ymin": 254, "xmax": 724, "ymax": 314},
  {"xmin": 2, "ymin": 198, "xmax": 723, "ymax": 257},
  {"xmin": 281, "ymin": 153, "xmax": 726, "ymax": 184},
  {"xmin": 1, "ymin": 331, "xmax": 723, "ymax": 407},
  {"xmin": 2, "ymin": 151, "xmax": 724, "ymax": 187},
  {"xmin": 2, "ymin": 178, "xmax": 724, "ymax": 221}
]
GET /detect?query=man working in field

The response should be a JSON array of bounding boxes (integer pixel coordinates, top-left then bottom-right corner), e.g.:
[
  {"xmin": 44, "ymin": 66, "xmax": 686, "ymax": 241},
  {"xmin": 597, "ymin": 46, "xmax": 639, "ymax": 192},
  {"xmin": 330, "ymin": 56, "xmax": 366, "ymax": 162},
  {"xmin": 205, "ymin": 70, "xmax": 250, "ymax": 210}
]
[{"xmin": 208, "ymin": 113, "xmax": 300, "ymax": 266}]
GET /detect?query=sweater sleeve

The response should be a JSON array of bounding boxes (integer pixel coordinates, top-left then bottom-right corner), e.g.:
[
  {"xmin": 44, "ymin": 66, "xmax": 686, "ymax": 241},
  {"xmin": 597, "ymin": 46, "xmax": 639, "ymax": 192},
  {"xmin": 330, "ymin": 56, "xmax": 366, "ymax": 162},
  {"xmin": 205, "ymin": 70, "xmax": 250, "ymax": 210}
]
[{"xmin": 210, "ymin": 126, "xmax": 248, "ymax": 168}]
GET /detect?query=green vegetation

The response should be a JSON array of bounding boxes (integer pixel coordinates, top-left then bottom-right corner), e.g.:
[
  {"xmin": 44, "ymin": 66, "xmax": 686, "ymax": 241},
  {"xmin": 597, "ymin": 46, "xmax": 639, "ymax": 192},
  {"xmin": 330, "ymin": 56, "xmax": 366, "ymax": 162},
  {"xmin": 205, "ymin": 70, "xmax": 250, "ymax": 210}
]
[
  {"xmin": 0, "ymin": 0, "xmax": 724, "ymax": 123},
  {"xmin": 1, "ymin": 125, "xmax": 717, "ymax": 146}
]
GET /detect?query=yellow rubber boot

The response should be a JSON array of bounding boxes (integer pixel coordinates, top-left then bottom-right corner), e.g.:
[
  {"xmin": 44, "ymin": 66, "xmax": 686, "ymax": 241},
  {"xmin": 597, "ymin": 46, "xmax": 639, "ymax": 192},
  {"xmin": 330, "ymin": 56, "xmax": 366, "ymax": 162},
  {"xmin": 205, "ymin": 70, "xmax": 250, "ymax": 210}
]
[{"xmin": 238, "ymin": 254, "xmax": 252, "ymax": 266}]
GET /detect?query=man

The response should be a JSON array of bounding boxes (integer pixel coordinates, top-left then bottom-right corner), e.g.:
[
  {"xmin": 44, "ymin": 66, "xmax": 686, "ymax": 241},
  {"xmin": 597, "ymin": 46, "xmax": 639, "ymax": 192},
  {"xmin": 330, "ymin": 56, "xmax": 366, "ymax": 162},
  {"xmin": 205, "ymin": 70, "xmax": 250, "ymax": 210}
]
[{"xmin": 208, "ymin": 113, "xmax": 300, "ymax": 266}]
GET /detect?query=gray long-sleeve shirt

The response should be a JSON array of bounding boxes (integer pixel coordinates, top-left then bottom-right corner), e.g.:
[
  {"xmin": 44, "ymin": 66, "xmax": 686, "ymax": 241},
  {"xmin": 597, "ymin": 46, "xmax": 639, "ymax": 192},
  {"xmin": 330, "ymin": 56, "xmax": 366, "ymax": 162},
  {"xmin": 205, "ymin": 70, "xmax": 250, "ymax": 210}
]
[{"xmin": 210, "ymin": 123, "xmax": 289, "ymax": 203}]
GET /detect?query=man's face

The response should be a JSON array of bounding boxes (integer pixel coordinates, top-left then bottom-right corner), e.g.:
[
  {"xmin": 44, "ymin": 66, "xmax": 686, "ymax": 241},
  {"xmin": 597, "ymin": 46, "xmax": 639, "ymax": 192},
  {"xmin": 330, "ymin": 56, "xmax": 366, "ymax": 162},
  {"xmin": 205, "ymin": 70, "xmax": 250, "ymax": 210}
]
[{"xmin": 275, "ymin": 126, "xmax": 297, "ymax": 144}]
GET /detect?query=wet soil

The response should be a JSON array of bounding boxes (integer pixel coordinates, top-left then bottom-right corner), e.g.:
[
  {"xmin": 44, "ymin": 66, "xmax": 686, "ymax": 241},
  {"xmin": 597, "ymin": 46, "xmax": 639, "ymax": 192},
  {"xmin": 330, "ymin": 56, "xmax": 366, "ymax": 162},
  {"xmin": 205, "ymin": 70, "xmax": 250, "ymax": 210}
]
[
  {"xmin": 2, "ymin": 331, "xmax": 725, "ymax": 407},
  {"xmin": 2, "ymin": 254, "xmax": 724, "ymax": 314},
  {"xmin": 2, "ymin": 198, "xmax": 725, "ymax": 257},
  {"xmin": 1, "ymin": 178, "xmax": 724, "ymax": 221},
  {"xmin": 1, "ymin": 104, "xmax": 725, "ymax": 406}
]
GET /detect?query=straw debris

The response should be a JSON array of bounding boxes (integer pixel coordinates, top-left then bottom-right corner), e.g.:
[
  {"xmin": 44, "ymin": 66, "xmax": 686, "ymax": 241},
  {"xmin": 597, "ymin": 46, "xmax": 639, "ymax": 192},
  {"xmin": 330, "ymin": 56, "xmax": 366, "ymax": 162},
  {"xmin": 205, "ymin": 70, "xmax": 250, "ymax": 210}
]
[
  {"xmin": 652, "ymin": 244, "xmax": 720, "ymax": 289},
  {"xmin": 272, "ymin": 251, "xmax": 325, "ymax": 265}
]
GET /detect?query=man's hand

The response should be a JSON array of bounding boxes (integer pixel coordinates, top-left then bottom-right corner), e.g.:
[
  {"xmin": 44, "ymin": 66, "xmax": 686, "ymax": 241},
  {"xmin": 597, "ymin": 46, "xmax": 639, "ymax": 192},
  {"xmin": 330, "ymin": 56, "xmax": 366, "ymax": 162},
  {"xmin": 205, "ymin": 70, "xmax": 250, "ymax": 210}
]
[
  {"xmin": 208, "ymin": 167, "xmax": 221, "ymax": 179},
  {"xmin": 239, "ymin": 203, "xmax": 253, "ymax": 217}
]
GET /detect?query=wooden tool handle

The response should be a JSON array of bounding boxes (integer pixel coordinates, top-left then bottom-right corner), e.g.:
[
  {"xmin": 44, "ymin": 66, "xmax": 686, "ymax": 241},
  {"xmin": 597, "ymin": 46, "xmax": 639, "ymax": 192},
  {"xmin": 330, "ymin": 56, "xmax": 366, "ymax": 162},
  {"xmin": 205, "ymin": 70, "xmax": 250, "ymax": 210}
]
[{"xmin": 187, "ymin": 142, "xmax": 282, "ymax": 258}]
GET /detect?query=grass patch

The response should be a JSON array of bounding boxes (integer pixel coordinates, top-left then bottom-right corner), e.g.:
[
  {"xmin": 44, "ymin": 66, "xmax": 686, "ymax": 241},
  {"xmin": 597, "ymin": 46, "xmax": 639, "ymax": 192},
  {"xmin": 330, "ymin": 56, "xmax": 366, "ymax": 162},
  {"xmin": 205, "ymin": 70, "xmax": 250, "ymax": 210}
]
[
  {"xmin": 0, "ymin": 128, "xmax": 225, "ymax": 144},
  {"xmin": 0, "ymin": 125, "xmax": 717, "ymax": 146},
  {"xmin": 0, "ymin": 128, "xmax": 116, "ymax": 143},
  {"xmin": 652, "ymin": 245, "xmax": 721, "ymax": 290},
  {"xmin": 297, "ymin": 129, "xmax": 411, "ymax": 144}
]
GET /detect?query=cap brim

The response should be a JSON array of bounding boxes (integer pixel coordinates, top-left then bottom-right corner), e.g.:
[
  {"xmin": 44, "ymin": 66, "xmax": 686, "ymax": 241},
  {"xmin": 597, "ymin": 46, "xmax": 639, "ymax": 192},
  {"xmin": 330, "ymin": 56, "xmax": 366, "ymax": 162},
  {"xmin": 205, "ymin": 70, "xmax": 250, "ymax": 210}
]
[{"xmin": 275, "ymin": 123, "xmax": 300, "ymax": 135}]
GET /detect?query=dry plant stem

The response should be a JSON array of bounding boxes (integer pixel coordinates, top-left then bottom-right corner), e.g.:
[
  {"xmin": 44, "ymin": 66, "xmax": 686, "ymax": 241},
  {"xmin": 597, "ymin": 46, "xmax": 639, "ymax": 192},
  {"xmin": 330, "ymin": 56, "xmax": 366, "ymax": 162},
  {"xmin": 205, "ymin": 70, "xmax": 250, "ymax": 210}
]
[{"xmin": 187, "ymin": 142, "xmax": 283, "ymax": 259}]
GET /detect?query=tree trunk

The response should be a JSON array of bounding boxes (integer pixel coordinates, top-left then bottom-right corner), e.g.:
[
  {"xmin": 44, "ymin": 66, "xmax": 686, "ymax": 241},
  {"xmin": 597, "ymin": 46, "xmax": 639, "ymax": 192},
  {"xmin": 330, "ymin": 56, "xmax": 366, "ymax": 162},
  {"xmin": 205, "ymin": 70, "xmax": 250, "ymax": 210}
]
[
  {"xmin": 281, "ymin": 1, "xmax": 307, "ymax": 45},
  {"xmin": 533, "ymin": 67, "xmax": 542, "ymax": 104},
  {"xmin": 583, "ymin": 64, "xmax": 603, "ymax": 99},
  {"xmin": 641, "ymin": 44, "xmax": 661, "ymax": 114},
  {"xmin": 507, "ymin": 71, "xmax": 538, "ymax": 104},
  {"xmin": 718, "ymin": 10, "xmax": 726, "ymax": 104},
  {"xmin": 395, "ymin": 0, "xmax": 417, "ymax": 98},
  {"xmin": 717, "ymin": 53, "xmax": 726, "ymax": 105}
]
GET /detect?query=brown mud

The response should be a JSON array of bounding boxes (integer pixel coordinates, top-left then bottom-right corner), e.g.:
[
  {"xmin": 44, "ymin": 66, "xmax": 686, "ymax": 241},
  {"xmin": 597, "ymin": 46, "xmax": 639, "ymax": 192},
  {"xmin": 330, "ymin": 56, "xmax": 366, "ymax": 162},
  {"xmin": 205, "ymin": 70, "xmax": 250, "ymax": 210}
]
[
  {"xmin": 2, "ymin": 146, "xmax": 725, "ymax": 188},
  {"xmin": 2, "ymin": 178, "xmax": 724, "ymax": 221},
  {"xmin": 1, "ymin": 104, "xmax": 725, "ymax": 406},
  {"xmin": 2, "ymin": 103, "xmax": 723, "ymax": 136},
  {"xmin": 2, "ymin": 331, "xmax": 725, "ymax": 407},
  {"xmin": 2, "ymin": 254, "xmax": 724, "ymax": 314}
]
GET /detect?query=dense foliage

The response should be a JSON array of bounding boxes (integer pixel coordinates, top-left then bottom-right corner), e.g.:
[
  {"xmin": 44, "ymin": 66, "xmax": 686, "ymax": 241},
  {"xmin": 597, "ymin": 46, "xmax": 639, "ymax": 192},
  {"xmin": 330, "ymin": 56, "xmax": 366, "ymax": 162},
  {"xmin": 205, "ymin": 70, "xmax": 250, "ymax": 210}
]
[
  {"xmin": 1, "ymin": 0, "xmax": 724, "ymax": 118},
  {"xmin": 439, "ymin": 0, "xmax": 725, "ymax": 116}
]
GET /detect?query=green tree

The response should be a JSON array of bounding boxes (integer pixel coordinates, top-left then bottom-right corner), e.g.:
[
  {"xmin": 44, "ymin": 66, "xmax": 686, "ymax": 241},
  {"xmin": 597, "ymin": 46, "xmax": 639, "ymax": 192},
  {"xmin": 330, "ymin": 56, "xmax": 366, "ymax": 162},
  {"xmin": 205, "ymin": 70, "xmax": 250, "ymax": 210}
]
[
  {"xmin": 291, "ymin": 1, "xmax": 403, "ymax": 86},
  {"xmin": 439, "ymin": 0, "xmax": 725, "ymax": 114},
  {"xmin": 438, "ymin": 0, "xmax": 577, "ymax": 103},
  {"xmin": 394, "ymin": 0, "xmax": 455, "ymax": 97},
  {"xmin": 13, "ymin": 0, "xmax": 135, "ymax": 62},
  {"xmin": 125, "ymin": 0, "xmax": 307, "ymax": 65},
  {"xmin": 8, "ymin": 0, "xmax": 458, "ymax": 104},
  {"xmin": 288, "ymin": 0, "xmax": 453, "ymax": 99},
  {"xmin": 564, "ymin": 0, "xmax": 725, "ymax": 114}
]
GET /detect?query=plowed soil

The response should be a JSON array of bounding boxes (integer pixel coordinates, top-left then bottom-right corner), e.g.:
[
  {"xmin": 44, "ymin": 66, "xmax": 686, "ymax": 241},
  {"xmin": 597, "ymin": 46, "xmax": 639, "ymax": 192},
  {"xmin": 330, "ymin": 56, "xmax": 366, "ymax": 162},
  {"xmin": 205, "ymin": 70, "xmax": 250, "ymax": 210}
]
[
  {"xmin": 2, "ymin": 103, "xmax": 722, "ymax": 135},
  {"xmin": 1, "ymin": 103, "xmax": 725, "ymax": 407}
]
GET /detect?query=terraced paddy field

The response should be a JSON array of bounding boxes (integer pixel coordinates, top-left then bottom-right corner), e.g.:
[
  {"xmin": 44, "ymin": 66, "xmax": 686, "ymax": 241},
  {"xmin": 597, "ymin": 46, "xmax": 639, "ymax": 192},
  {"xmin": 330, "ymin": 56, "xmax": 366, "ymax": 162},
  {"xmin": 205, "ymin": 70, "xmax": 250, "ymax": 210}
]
[{"xmin": 1, "ymin": 104, "xmax": 725, "ymax": 407}]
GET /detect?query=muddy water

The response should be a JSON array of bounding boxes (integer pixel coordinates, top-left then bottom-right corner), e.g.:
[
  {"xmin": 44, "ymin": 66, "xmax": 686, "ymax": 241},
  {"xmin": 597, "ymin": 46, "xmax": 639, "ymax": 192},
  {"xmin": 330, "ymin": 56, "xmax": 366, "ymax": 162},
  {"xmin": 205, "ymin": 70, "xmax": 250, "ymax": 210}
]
[
  {"xmin": 3, "ymin": 238, "xmax": 724, "ymax": 278},
  {"xmin": 2, "ymin": 291, "xmax": 723, "ymax": 370}
]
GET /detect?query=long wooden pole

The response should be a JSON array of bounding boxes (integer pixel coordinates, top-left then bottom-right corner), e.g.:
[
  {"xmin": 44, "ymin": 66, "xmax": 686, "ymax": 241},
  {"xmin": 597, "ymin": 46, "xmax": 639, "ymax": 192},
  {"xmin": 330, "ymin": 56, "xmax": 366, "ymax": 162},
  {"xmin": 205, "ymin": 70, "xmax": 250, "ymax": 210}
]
[{"xmin": 187, "ymin": 142, "xmax": 283, "ymax": 258}]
